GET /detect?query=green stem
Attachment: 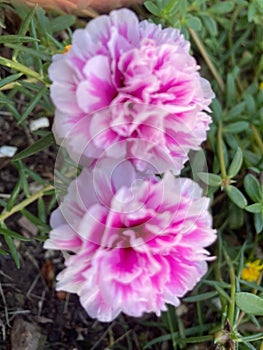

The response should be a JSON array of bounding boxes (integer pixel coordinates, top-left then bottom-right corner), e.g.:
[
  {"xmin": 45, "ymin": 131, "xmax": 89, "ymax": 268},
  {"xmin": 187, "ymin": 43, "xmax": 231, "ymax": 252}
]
[
  {"xmin": 0, "ymin": 185, "xmax": 54, "ymax": 223},
  {"xmin": 228, "ymin": 267, "xmax": 236, "ymax": 328},
  {"xmin": 189, "ymin": 28, "xmax": 225, "ymax": 93},
  {"xmin": 167, "ymin": 308, "xmax": 177, "ymax": 350},
  {"xmin": 217, "ymin": 123, "xmax": 227, "ymax": 180},
  {"xmin": 215, "ymin": 235, "xmax": 227, "ymax": 311},
  {"xmin": 251, "ymin": 124, "xmax": 263, "ymax": 154},
  {"xmin": 224, "ymin": 251, "xmax": 236, "ymax": 327}
]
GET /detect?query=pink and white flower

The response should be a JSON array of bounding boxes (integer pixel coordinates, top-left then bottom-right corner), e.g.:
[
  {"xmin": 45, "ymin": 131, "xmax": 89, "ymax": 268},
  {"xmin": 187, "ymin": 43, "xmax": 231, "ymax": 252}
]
[
  {"xmin": 44, "ymin": 161, "xmax": 216, "ymax": 322},
  {"xmin": 49, "ymin": 9, "xmax": 214, "ymax": 174}
]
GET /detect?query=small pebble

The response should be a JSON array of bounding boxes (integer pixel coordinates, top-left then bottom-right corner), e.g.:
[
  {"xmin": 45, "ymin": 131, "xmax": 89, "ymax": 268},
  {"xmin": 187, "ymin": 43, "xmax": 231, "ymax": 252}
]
[
  {"xmin": 11, "ymin": 318, "xmax": 46, "ymax": 350},
  {"xmin": 0, "ymin": 145, "xmax": 17, "ymax": 158},
  {"xmin": 30, "ymin": 117, "xmax": 49, "ymax": 131}
]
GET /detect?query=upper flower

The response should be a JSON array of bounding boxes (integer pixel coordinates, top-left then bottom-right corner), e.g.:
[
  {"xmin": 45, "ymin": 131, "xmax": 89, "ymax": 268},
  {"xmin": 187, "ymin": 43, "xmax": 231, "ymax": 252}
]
[
  {"xmin": 49, "ymin": 9, "xmax": 214, "ymax": 174},
  {"xmin": 44, "ymin": 161, "xmax": 216, "ymax": 322}
]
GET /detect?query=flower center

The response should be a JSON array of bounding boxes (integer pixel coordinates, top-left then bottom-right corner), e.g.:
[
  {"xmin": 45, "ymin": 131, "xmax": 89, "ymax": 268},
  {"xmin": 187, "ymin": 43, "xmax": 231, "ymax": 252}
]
[{"xmin": 62, "ymin": 45, "xmax": 72, "ymax": 54}]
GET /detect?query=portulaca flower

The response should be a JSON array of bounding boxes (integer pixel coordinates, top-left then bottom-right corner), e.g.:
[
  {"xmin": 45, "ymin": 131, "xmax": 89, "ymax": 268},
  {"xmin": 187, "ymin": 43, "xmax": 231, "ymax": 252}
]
[
  {"xmin": 49, "ymin": 9, "xmax": 214, "ymax": 174},
  {"xmin": 44, "ymin": 161, "xmax": 216, "ymax": 322}
]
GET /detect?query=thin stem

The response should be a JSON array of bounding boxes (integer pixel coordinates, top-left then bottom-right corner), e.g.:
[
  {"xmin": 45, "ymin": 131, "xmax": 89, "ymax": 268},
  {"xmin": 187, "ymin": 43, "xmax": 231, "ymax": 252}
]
[
  {"xmin": 167, "ymin": 308, "xmax": 177, "ymax": 350},
  {"xmin": 251, "ymin": 124, "xmax": 263, "ymax": 154},
  {"xmin": 228, "ymin": 266, "xmax": 236, "ymax": 328},
  {"xmin": 215, "ymin": 235, "xmax": 227, "ymax": 311},
  {"xmin": 217, "ymin": 123, "xmax": 227, "ymax": 180},
  {"xmin": 224, "ymin": 251, "xmax": 236, "ymax": 327},
  {"xmin": 189, "ymin": 28, "xmax": 225, "ymax": 93},
  {"xmin": 0, "ymin": 184, "xmax": 54, "ymax": 223}
]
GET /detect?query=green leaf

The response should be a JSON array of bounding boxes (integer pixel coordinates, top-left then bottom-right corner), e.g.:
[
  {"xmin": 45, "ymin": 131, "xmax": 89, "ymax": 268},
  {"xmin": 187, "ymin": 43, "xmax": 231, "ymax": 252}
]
[
  {"xmin": 45, "ymin": 32, "xmax": 64, "ymax": 50},
  {"xmin": 12, "ymin": 5, "xmax": 37, "ymax": 61},
  {"xmin": 225, "ymin": 69, "xmax": 238, "ymax": 106},
  {"xmin": 246, "ymin": 203, "xmax": 262, "ymax": 213},
  {"xmin": 0, "ymin": 248, "xmax": 8, "ymax": 256},
  {"xmin": 235, "ymin": 292, "xmax": 263, "ymax": 315},
  {"xmin": 244, "ymin": 150, "xmax": 262, "ymax": 167},
  {"xmin": 25, "ymin": 167, "xmax": 46, "ymax": 185},
  {"xmin": 5, "ymin": 44, "xmax": 51, "ymax": 61},
  {"xmin": 0, "ymin": 56, "xmax": 42, "ymax": 81},
  {"xmin": 0, "ymin": 73, "xmax": 22, "ymax": 89},
  {"xmin": 4, "ymin": 235, "xmax": 20, "ymax": 268},
  {"xmin": 21, "ymin": 209, "xmax": 49, "ymax": 230},
  {"xmin": 0, "ymin": 91, "xmax": 11, "ymax": 101},
  {"xmin": 29, "ymin": 15, "xmax": 43, "ymax": 75},
  {"xmin": 226, "ymin": 102, "xmax": 245, "ymax": 120},
  {"xmin": 211, "ymin": 98, "xmax": 222, "ymax": 123},
  {"xmin": 143, "ymin": 333, "xmax": 178, "ymax": 349},
  {"xmin": 144, "ymin": 1, "xmax": 161, "ymax": 16},
  {"xmin": 50, "ymin": 15, "xmax": 76, "ymax": 33},
  {"xmin": 228, "ymin": 147, "xmax": 243, "ymax": 178},
  {"xmin": 248, "ymin": 3, "xmax": 257, "ymax": 22},
  {"xmin": 178, "ymin": 335, "xmax": 213, "ymax": 345},
  {"xmin": 16, "ymin": 161, "xmax": 30, "ymax": 197},
  {"xmin": 224, "ymin": 133, "xmax": 239, "ymax": 150},
  {"xmin": 244, "ymin": 174, "xmax": 262, "ymax": 202},
  {"xmin": 210, "ymin": 1, "xmax": 234, "ymax": 14},
  {"xmin": 240, "ymin": 279, "xmax": 263, "ymax": 293},
  {"xmin": 16, "ymin": 4, "xmax": 36, "ymax": 33},
  {"xmin": 225, "ymin": 185, "xmax": 248, "ymax": 208},
  {"xmin": 245, "ymin": 94, "xmax": 256, "ymax": 114},
  {"xmin": 3, "ymin": 103, "xmax": 21, "ymax": 123},
  {"xmin": 186, "ymin": 15, "xmax": 202, "ymax": 31},
  {"xmin": 38, "ymin": 197, "xmax": 46, "ymax": 223},
  {"xmin": 254, "ymin": 212, "xmax": 263, "ymax": 234},
  {"xmin": 0, "ymin": 35, "xmax": 38, "ymax": 44},
  {"xmin": 241, "ymin": 333, "xmax": 263, "ymax": 343},
  {"xmin": 203, "ymin": 280, "xmax": 231, "ymax": 289},
  {"xmin": 197, "ymin": 172, "xmax": 222, "ymax": 187},
  {"xmin": 223, "ymin": 121, "xmax": 250, "ymax": 133},
  {"xmin": 13, "ymin": 133, "xmax": 54, "ymax": 161},
  {"xmin": 183, "ymin": 291, "xmax": 218, "ymax": 302},
  {"xmin": 18, "ymin": 86, "xmax": 46, "ymax": 124},
  {"xmin": 228, "ymin": 203, "xmax": 244, "ymax": 229},
  {"xmin": 0, "ymin": 227, "xmax": 30, "ymax": 241},
  {"xmin": 201, "ymin": 15, "xmax": 218, "ymax": 37},
  {"xmin": 143, "ymin": 333, "xmax": 212, "ymax": 349},
  {"xmin": 6, "ymin": 181, "xmax": 21, "ymax": 212},
  {"xmin": 36, "ymin": 7, "xmax": 51, "ymax": 35}
]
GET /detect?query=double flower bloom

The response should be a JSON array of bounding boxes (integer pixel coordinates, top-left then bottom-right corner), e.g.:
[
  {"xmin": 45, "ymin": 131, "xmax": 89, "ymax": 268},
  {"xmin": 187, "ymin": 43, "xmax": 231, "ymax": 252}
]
[{"xmin": 45, "ymin": 9, "xmax": 217, "ymax": 322}]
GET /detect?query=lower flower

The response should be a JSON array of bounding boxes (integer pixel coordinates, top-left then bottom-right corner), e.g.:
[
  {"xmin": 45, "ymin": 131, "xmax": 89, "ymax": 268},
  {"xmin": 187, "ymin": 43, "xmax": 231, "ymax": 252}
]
[{"xmin": 44, "ymin": 161, "xmax": 216, "ymax": 322}]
